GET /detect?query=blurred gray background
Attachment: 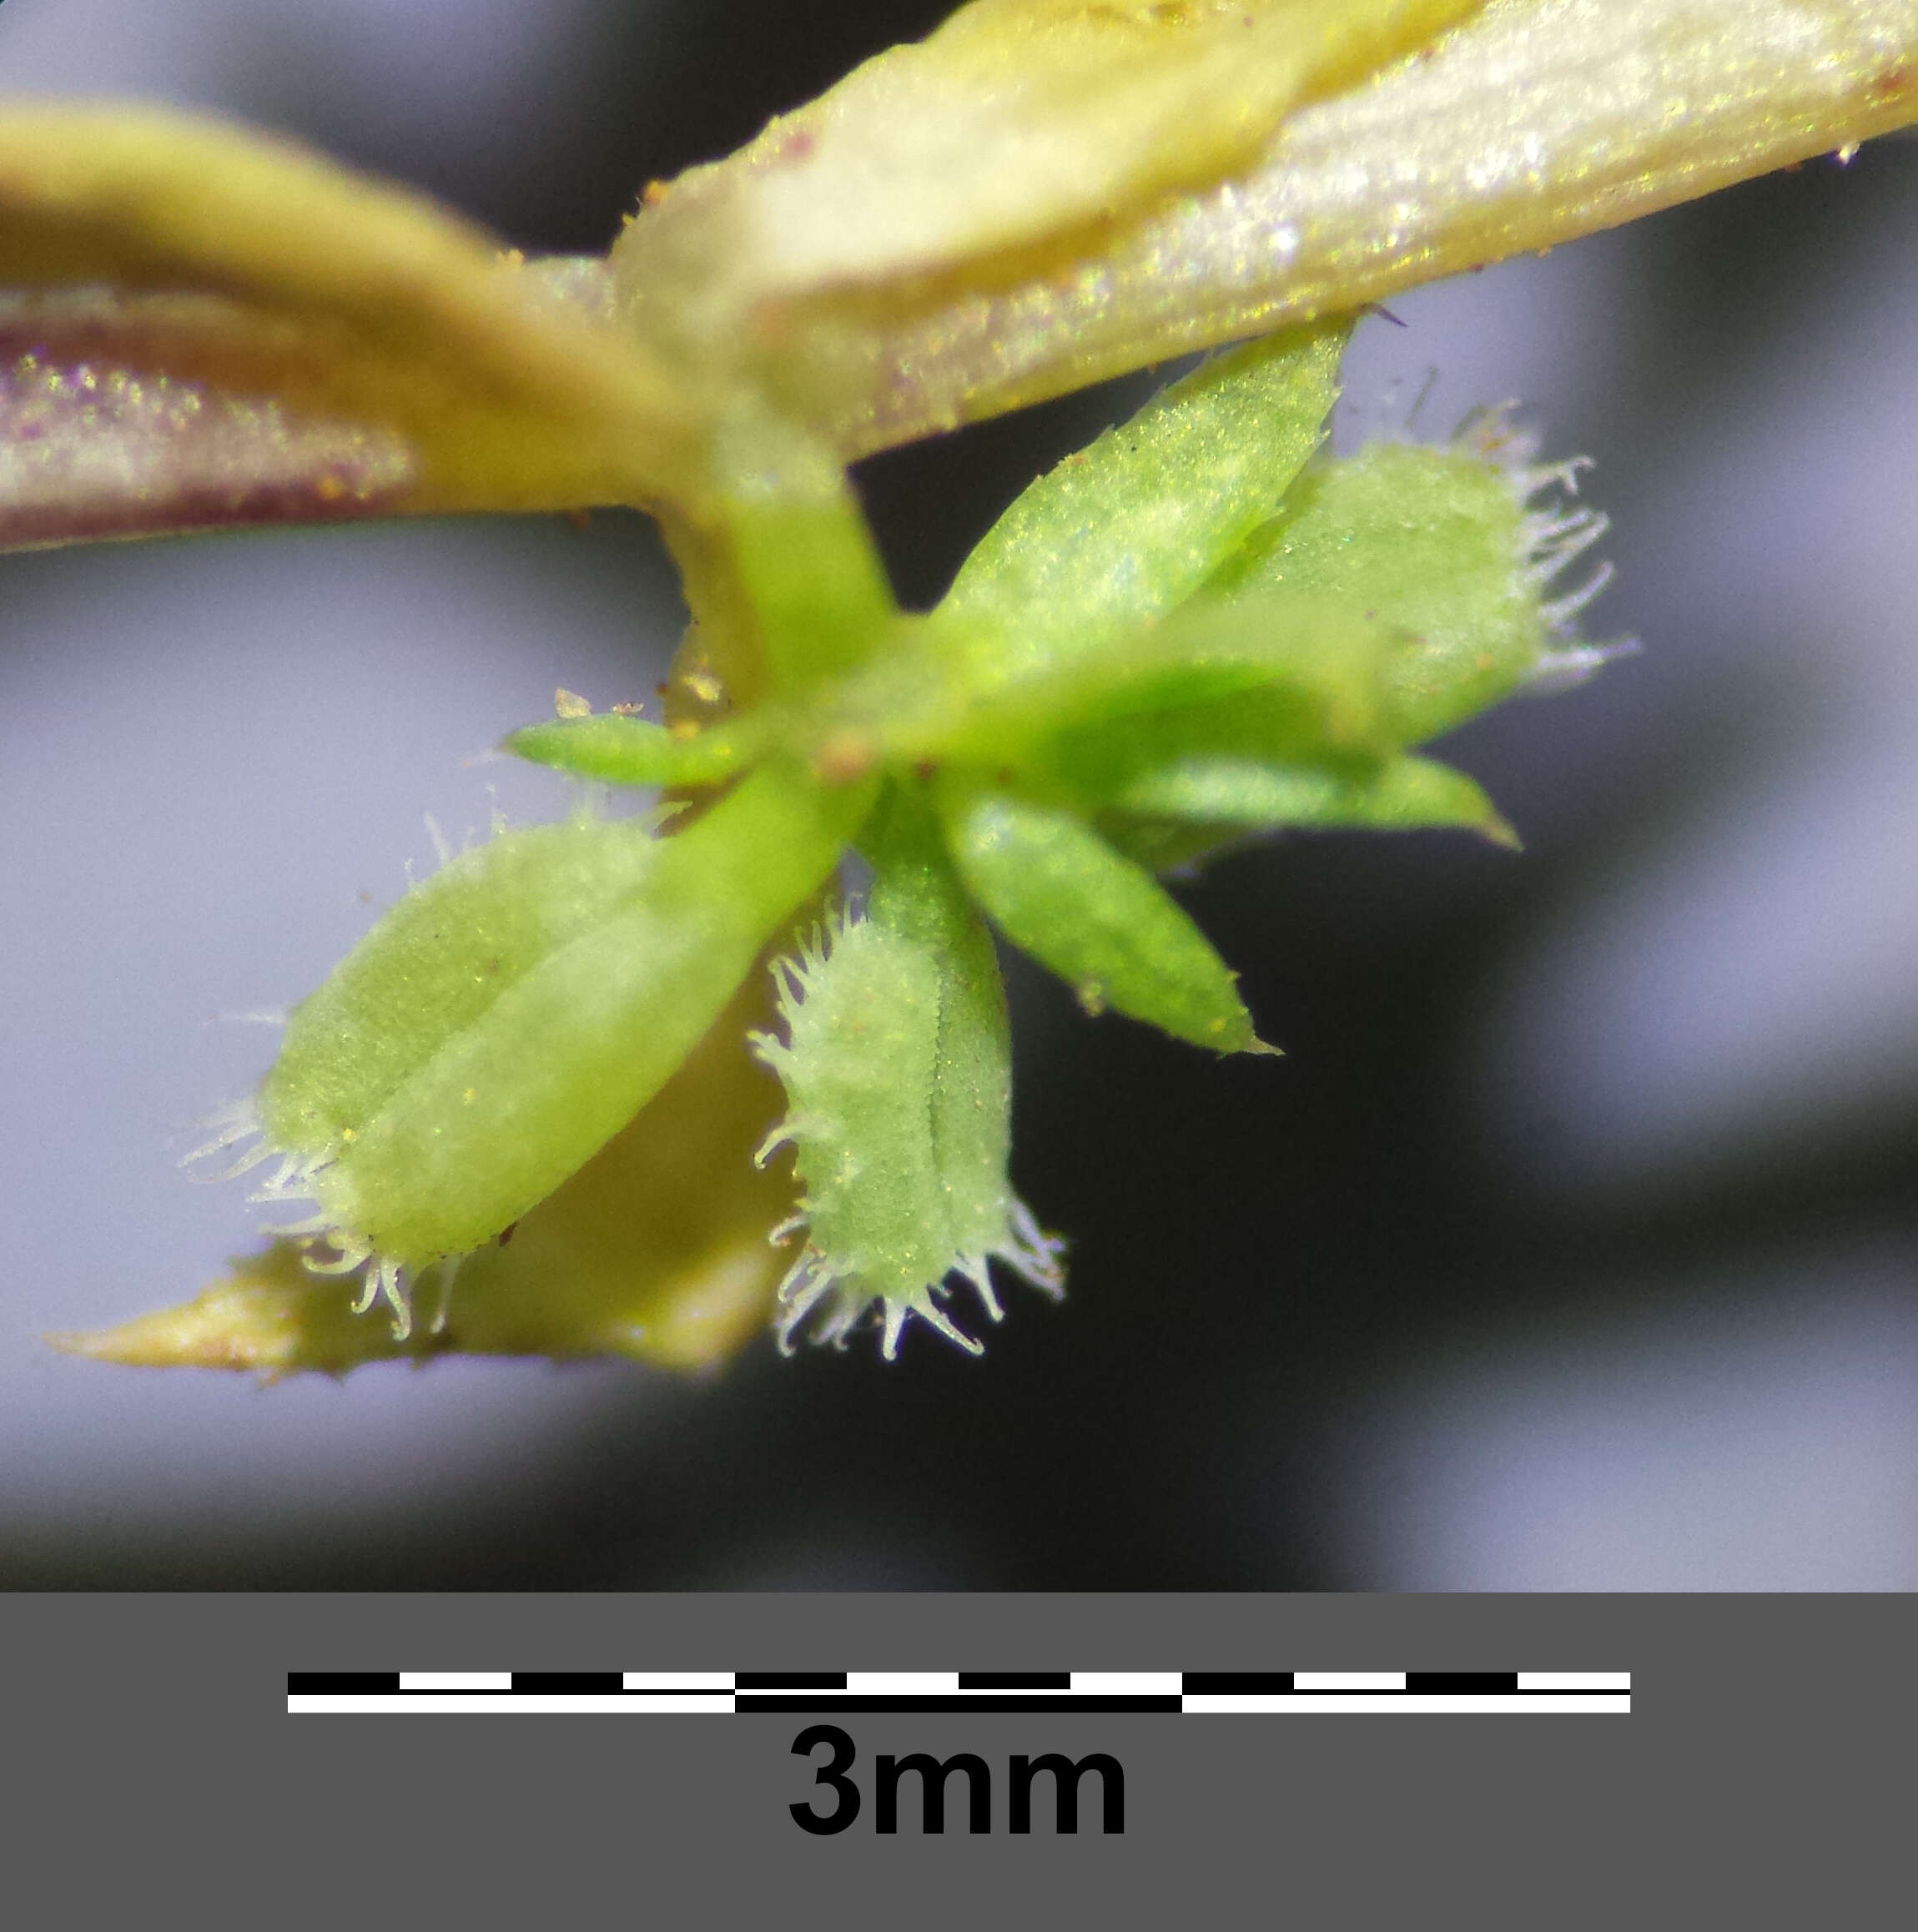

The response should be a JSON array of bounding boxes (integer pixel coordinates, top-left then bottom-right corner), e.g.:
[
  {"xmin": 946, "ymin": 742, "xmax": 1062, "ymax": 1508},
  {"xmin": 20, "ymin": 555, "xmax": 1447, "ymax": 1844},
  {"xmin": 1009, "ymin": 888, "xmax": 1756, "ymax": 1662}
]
[{"xmin": 2, "ymin": 0, "xmax": 1913, "ymax": 1589}]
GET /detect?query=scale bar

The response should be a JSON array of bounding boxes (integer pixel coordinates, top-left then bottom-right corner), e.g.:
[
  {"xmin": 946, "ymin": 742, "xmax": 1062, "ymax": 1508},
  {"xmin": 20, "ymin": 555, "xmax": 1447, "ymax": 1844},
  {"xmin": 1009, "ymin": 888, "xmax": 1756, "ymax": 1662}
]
[{"xmin": 288, "ymin": 1668, "xmax": 1629, "ymax": 1716}]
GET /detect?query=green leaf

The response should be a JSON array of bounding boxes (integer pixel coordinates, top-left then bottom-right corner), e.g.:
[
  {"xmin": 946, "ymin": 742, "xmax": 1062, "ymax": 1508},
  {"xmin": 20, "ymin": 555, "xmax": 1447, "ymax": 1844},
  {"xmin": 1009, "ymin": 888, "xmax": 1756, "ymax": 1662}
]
[
  {"xmin": 1101, "ymin": 751, "xmax": 1518, "ymax": 869},
  {"xmin": 881, "ymin": 590, "xmax": 1385, "ymax": 776},
  {"xmin": 939, "ymin": 321, "xmax": 1348, "ymax": 682},
  {"xmin": 252, "ymin": 758, "xmax": 874, "ymax": 1286},
  {"xmin": 1211, "ymin": 434, "xmax": 1588, "ymax": 744},
  {"xmin": 503, "ymin": 712, "xmax": 758, "ymax": 788},
  {"xmin": 754, "ymin": 782, "xmax": 1061, "ymax": 1357},
  {"xmin": 939, "ymin": 783, "xmax": 1264, "ymax": 1054}
]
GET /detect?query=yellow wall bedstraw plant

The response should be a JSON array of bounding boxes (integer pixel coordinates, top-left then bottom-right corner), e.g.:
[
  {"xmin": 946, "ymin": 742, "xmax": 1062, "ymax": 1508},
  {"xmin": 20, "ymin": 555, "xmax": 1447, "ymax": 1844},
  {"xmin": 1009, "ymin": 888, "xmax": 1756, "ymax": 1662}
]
[{"xmin": 8, "ymin": 0, "xmax": 1915, "ymax": 1374}]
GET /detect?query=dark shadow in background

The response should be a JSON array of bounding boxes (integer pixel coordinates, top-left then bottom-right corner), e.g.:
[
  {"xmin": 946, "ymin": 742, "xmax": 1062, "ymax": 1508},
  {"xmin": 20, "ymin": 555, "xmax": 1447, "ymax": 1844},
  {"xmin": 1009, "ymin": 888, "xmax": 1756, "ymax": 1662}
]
[{"xmin": 6, "ymin": 3, "xmax": 1915, "ymax": 1587}]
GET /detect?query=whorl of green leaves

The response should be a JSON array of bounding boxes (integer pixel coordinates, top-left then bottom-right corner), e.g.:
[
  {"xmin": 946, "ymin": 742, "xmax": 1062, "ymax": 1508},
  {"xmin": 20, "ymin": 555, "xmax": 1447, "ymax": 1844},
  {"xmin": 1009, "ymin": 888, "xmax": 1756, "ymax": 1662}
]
[{"xmin": 229, "ymin": 315, "xmax": 1609, "ymax": 1359}]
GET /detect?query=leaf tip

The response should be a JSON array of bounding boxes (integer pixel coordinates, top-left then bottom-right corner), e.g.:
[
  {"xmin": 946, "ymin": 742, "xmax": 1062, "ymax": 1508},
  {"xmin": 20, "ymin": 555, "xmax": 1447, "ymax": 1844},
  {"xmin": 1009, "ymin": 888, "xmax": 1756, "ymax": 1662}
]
[{"xmin": 1480, "ymin": 811, "xmax": 1523, "ymax": 853}]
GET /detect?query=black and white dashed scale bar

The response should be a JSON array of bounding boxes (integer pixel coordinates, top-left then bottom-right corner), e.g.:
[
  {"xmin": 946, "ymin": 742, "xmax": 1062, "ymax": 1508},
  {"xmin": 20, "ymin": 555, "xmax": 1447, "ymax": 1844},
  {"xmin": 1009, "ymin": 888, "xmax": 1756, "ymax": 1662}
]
[{"xmin": 287, "ymin": 1671, "xmax": 1629, "ymax": 1715}]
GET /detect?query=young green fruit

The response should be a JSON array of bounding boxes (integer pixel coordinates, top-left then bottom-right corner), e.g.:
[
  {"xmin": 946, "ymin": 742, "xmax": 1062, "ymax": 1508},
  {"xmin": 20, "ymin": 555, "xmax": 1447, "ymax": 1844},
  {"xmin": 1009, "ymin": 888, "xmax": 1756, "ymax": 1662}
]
[{"xmin": 752, "ymin": 787, "xmax": 1064, "ymax": 1358}]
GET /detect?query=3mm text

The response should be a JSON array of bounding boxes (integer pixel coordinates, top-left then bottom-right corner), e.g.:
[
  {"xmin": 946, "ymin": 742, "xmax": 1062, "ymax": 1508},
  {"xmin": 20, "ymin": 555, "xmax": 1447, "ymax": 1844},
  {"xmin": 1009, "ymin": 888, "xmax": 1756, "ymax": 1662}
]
[{"xmin": 788, "ymin": 1723, "xmax": 1125, "ymax": 1834}]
